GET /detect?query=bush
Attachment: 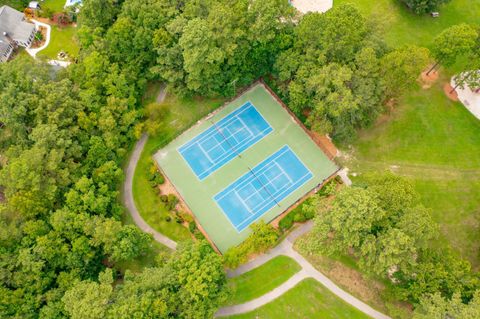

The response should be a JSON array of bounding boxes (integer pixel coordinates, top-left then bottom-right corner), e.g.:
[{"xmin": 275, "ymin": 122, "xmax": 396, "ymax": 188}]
[
  {"xmin": 224, "ymin": 221, "xmax": 278, "ymax": 268},
  {"xmin": 178, "ymin": 211, "xmax": 193, "ymax": 224},
  {"xmin": 278, "ymin": 196, "xmax": 322, "ymax": 231},
  {"xmin": 194, "ymin": 230, "xmax": 205, "ymax": 240},
  {"xmin": 160, "ymin": 195, "xmax": 168, "ymax": 202},
  {"xmin": 165, "ymin": 216, "xmax": 171, "ymax": 222},
  {"xmin": 188, "ymin": 221, "xmax": 197, "ymax": 233},
  {"xmin": 318, "ymin": 179, "xmax": 337, "ymax": 197}
]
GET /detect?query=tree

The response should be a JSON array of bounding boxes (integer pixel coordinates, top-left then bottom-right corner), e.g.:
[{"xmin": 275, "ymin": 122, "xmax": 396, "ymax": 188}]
[
  {"xmin": 427, "ymin": 24, "xmax": 478, "ymax": 75},
  {"xmin": 63, "ymin": 241, "xmax": 227, "ymax": 318},
  {"xmin": 62, "ymin": 269, "xmax": 114, "ymax": 319},
  {"xmin": 413, "ymin": 291, "xmax": 480, "ymax": 319},
  {"xmin": 304, "ymin": 187, "xmax": 385, "ymax": 255},
  {"xmin": 381, "ymin": 46, "xmax": 430, "ymax": 99},
  {"xmin": 401, "ymin": 0, "xmax": 451, "ymax": 15},
  {"xmin": 79, "ymin": 0, "xmax": 121, "ymax": 30}
]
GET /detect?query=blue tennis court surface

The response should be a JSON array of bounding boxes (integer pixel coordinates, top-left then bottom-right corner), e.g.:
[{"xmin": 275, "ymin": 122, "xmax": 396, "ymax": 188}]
[
  {"xmin": 214, "ymin": 145, "xmax": 313, "ymax": 232},
  {"xmin": 178, "ymin": 102, "xmax": 272, "ymax": 180}
]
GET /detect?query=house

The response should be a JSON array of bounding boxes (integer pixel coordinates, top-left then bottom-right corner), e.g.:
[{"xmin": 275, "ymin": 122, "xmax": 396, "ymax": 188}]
[
  {"xmin": 65, "ymin": 0, "xmax": 82, "ymax": 8},
  {"xmin": 28, "ymin": 2, "xmax": 41, "ymax": 10},
  {"xmin": 0, "ymin": 5, "xmax": 36, "ymax": 62}
]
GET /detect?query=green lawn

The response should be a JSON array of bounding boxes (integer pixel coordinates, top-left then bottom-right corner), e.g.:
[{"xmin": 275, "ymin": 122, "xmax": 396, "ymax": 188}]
[
  {"xmin": 226, "ymin": 278, "xmax": 371, "ymax": 319},
  {"xmin": 37, "ymin": 25, "xmax": 79, "ymax": 60},
  {"xmin": 226, "ymin": 256, "xmax": 301, "ymax": 306},
  {"xmin": 42, "ymin": 0, "xmax": 66, "ymax": 13},
  {"xmin": 347, "ymin": 72, "xmax": 480, "ymax": 267},
  {"xmin": 335, "ymin": 0, "xmax": 480, "ymax": 48},
  {"xmin": 132, "ymin": 85, "xmax": 224, "ymax": 242},
  {"xmin": 296, "ymin": 242, "xmax": 412, "ymax": 319},
  {"xmin": 0, "ymin": 0, "xmax": 26, "ymax": 10}
]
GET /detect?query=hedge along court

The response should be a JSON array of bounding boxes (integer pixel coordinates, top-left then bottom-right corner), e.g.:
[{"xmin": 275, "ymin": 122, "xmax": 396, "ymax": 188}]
[{"xmin": 154, "ymin": 82, "xmax": 338, "ymax": 253}]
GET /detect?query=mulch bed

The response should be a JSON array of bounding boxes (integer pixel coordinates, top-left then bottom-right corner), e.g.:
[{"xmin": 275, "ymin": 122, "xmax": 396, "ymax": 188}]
[{"xmin": 443, "ymin": 83, "xmax": 459, "ymax": 101}]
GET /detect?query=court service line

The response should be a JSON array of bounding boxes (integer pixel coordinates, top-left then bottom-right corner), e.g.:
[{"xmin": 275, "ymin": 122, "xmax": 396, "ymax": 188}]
[
  {"xmin": 196, "ymin": 125, "xmax": 273, "ymax": 179},
  {"xmin": 178, "ymin": 102, "xmax": 255, "ymax": 152}
]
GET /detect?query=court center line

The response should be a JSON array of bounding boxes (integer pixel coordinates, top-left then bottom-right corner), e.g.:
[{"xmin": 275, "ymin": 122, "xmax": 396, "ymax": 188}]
[
  {"xmin": 235, "ymin": 172, "xmax": 313, "ymax": 230},
  {"xmin": 214, "ymin": 147, "xmax": 290, "ymax": 201},
  {"xmin": 197, "ymin": 125, "xmax": 273, "ymax": 179},
  {"xmin": 179, "ymin": 102, "xmax": 255, "ymax": 152}
]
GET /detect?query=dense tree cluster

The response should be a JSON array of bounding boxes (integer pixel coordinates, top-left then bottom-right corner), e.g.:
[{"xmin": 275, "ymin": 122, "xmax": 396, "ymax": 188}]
[
  {"xmin": 273, "ymin": 5, "xmax": 429, "ymax": 141},
  {"xmin": 301, "ymin": 172, "xmax": 480, "ymax": 307},
  {"xmin": 401, "ymin": 0, "xmax": 451, "ymax": 14},
  {"xmin": 63, "ymin": 241, "xmax": 227, "ymax": 319},
  {"xmin": 1, "ymin": 0, "xmax": 477, "ymax": 317}
]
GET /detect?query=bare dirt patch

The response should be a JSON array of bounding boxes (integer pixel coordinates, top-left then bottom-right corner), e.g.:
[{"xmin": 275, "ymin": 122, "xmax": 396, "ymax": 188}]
[
  {"xmin": 420, "ymin": 67, "xmax": 440, "ymax": 89},
  {"xmin": 310, "ymin": 132, "xmax": 338, "ymax": 159},
  {"xmin": 444, "ymin": 83, "xmax": 459, "ymax": 101}
]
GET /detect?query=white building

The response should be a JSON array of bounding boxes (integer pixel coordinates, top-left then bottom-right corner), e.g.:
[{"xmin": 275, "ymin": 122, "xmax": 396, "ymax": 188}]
[{"xmin": 0, "ymin": 5, "xmax": 36, "ymax": 62}]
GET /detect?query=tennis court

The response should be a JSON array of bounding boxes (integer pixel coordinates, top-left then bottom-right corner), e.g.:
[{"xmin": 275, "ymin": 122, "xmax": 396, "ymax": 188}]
[
  {"xmin": 178, "ymin": 101, "xmax": 272, "ymax": 180},
  {"xmin": 214, "ymin": 145, "xmax": 313, "ymax": 232},
  {"xmin": 154, "ymin": 83, "xmax": 338, "ymax": 252}
]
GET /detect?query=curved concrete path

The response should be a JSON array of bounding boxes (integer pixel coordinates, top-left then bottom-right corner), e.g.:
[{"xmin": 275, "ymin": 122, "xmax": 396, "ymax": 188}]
[
  {"xmin": 217, "ymin": 221, "xmax": 390, "ymax": 319},
  {"xmin": 123, "ymin": 85, "xmax": 177, "ymax": 250},
  {"xmin": 26, "ymin": 19, "xmax": 51, "ymax": 58}
]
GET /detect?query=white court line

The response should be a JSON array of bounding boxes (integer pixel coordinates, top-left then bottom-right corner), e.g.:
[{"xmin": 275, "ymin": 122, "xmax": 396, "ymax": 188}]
[
  {"xmin": 179, "ymin": 102, "xmax": 254, "ymax": 152},
  {"xmin": 215, "ymin": 147, "xmax": 290, "ymax": 201},
  {"xmin": 235, "ymin": 172, "xmax": 313, "ymax": 230},
  {"xmin": 234, "ymin": 190, "xmax": 255, "ymax": 215},
  {"xmin": 237, "ymin": 116, "xmax": 255, "ymax": 137},
  {"xmin": 197, "ymin": 125, "xmax": 273, "ymax": 179},
  {"xmin": 275, "ymin": 162, "xmax": 293, "ymax": 184},
  {"xmin": 197, "ymin": 143, "xmax": 214, "ymax": 163}
]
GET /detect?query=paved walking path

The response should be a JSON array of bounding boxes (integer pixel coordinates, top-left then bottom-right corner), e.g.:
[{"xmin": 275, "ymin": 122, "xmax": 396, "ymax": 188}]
[
  {"xmin": 123, "ymin": 86, "xmax": 177, "ymax": 250},
  {"xmin": 218, "ymin": 221, "xmax": 390, "ymax": 319}
]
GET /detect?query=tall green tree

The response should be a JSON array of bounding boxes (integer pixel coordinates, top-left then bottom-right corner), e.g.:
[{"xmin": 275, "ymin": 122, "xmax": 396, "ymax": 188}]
[
  {"xmin": 427, "ymin": 24, "xmax": 478, "ymax": 75},
  {"xmin": 401, "ymin": 0, "xmax": 451, "ymax": 15}
]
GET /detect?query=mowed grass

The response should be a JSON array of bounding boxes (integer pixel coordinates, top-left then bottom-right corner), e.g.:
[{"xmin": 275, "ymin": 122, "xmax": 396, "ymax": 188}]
[
  {"xmin": 42, "ymin": 0, "xmax": 66, "ymax": 13},
  {"xmin": 133, "ymin": 84, "xmax": 224, "ymax": 242},
  {"xmin": 226, "ymin": 256, "xmax": 301, "ymax": 306},
  {"xmin": 335, "ymin": 0, "xmax": 480, "ymax": 47},
  {"xmin": 349, "ymin": 75, "xmax": 480, "ymax": 267},
  {"xmin": 37, "ymin": 25, "xmax": 79, "ymax": 60},
  {"xmin": 226, "ymin": 278, "xmax": 371, "ymax": 319}
]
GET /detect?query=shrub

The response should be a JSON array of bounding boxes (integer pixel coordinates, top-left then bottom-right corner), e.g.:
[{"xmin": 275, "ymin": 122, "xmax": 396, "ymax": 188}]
[
  {"xmin": 318, "ymin": 179, "xmax": 337, "ymax": 197},
  {"xmin": 188, "ymin": 221, "xmax": 197, "ymax": 233},
  {"xmin": 179, "ymin": 211, "xmax": 193, "ymax": 224},
  {"xmin": 224, "ymin": 221, "xmax": 278, "ymax": 268},
  {"xmin": 160, "ymin": 195, "xmax": 168, "ymax": 202},
  {"xmin": 165, "ymin": 216, "xmax": 171, "ymax": 222},
  {"xmin": 194, "ymin": 230, "xmax": 205, "ymax": 240}
]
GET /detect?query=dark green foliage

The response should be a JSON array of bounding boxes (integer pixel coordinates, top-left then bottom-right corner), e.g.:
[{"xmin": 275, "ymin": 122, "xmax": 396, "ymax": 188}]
[
  {"xmin": 188, "ymin": 221, "xmax": 197, "ymax": 233},
  {"xmin": 302, "ymin": 172, "xmax": 479, "ymax": 305},
  {"xmin": 63, "ymin": 241, "xmax": 228, "ymax": 318},
  {"xmin": 224, "ymin": 221, "xmax": 279, "ymax": 268},
  {"xmin": 401, "ymin": 0, "xmax": 451, "ymax": 15}
]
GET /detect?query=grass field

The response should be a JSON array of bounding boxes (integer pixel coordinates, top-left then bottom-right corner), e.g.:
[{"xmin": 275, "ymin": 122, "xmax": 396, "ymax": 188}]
[
  {"xmin": 155, "ymin": 83, "xmax": 338, "ymax": 252},
  {"xmin": 347, "ymin": 76, "xmax": 480, "ymax": 267},
  {"xmin": 132, "ymin": 85, "xmax": 224, "ymax": 242},
  {"xmin": 226, "ymin": 256, "xmax": 301, "ymax": 306},
  {"xmin": 227, "ymin": 278, "xmax": 371, "ymax": 319},
  {"xmin": 335, "ymin": 0, "xmax": 480, "ymax": 48},
  {"xmin": 296, "ymin": 243, "xmax": 412, "ymax": 318},
  {"xmin": 42, "ymin": 0, "xmax": 66, "ymax": 13},
  {"xmin": 37, "ymin": 25, "xmax": 79, "ymax": 60}
]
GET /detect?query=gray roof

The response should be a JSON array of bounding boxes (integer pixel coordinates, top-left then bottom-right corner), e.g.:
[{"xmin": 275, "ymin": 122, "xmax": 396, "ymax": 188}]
[{"xmin": 0, "ymin": 5, "xmax": 35, "ymax": 44}]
